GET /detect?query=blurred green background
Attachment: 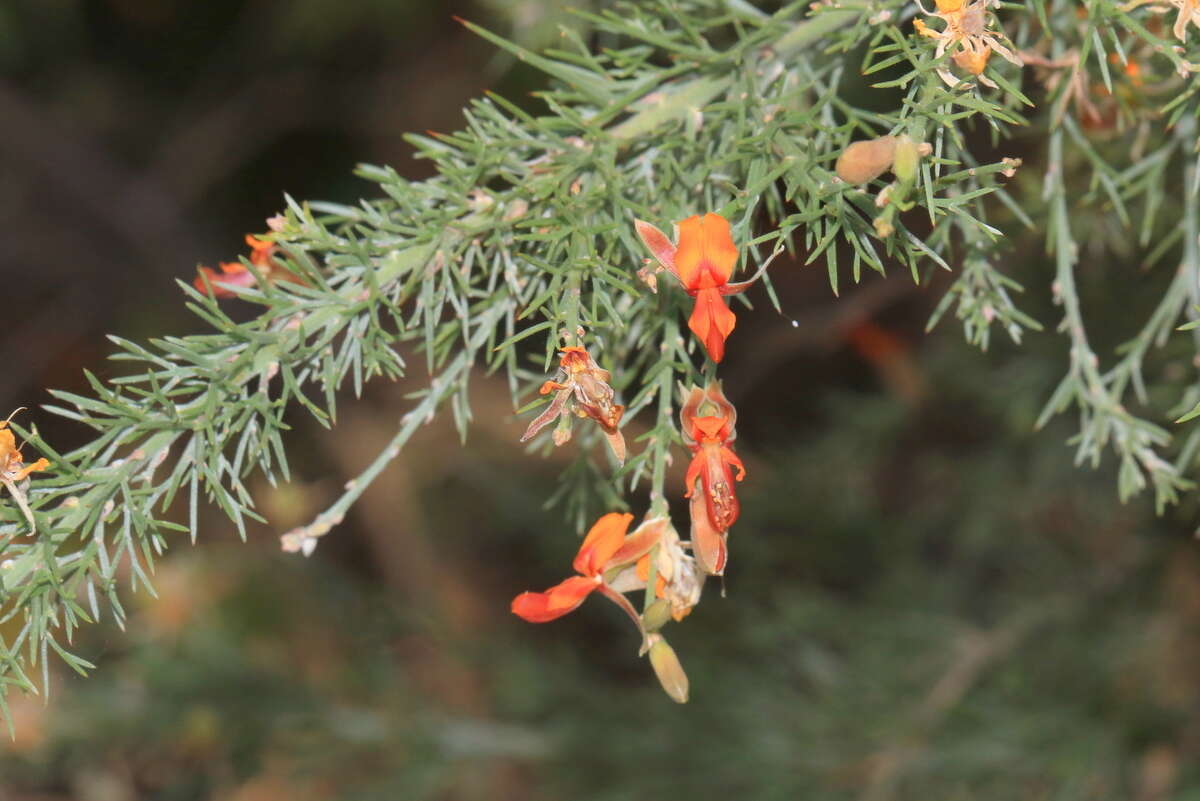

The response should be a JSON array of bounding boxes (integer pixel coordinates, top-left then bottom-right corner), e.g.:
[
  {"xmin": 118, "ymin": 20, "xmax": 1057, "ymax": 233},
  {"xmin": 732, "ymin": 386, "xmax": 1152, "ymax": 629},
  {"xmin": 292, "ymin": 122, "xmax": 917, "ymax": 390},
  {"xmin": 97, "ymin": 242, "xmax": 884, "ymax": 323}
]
[{"xmin": 3, "ymin": 1, "xmax": 1200, "ymax": 799}]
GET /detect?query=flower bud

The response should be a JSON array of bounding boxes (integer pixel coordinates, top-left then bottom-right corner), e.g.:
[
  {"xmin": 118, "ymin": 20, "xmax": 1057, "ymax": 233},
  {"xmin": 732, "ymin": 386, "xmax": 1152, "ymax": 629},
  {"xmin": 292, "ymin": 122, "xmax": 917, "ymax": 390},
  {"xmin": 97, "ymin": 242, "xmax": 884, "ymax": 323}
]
[
  {"xmin": 835, "ymin": 136, "xmax": 896, "ymax": 184},
  {"xmin": 647, "ymin": 635, "xmax": 689, "ymax": 704}
]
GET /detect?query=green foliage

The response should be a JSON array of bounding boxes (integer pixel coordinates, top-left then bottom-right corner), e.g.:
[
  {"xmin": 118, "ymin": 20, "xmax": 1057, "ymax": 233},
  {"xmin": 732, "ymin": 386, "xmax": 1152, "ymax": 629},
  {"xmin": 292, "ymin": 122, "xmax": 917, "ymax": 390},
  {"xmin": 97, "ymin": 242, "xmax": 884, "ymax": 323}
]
[{"xmin": 2, "ymin": 0, "xmax": 1200, "ymax": 718}]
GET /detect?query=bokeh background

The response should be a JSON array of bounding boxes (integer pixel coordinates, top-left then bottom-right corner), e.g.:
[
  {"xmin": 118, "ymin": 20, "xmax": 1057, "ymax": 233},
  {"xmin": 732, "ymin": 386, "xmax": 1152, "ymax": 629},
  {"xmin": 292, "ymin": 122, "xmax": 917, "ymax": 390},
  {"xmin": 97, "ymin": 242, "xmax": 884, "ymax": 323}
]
[{"xmin": 3, "ymin": 1, "xmax": 1200, "ymax": 799}]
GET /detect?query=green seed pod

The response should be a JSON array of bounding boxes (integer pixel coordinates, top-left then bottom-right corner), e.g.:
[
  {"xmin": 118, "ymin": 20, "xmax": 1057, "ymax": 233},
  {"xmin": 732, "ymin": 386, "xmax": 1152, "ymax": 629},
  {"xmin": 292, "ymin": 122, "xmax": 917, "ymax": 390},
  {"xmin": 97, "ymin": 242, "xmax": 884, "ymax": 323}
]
[
  {"xmin": 835, "ymin": 135, "xmax": 897, "ymax": 184},
  {"xmin": 648, "ymin": 635, "xmax": 689, "ymax": 704},
  {"xmin": 892, "ymin": 135, "xmax": 922, "ymax": 184},
  {"xmin": 641, "ymin": 598, "xmax": 673, "ymax": 632}
]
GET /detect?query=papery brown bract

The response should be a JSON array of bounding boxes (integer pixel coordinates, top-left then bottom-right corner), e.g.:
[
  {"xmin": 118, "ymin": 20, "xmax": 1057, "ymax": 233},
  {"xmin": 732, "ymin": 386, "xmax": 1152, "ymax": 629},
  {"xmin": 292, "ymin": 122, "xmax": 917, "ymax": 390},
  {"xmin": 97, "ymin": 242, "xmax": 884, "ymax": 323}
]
[{"xmin": 641, "ymin": 522, "xmax": 704, "ymax": 620}]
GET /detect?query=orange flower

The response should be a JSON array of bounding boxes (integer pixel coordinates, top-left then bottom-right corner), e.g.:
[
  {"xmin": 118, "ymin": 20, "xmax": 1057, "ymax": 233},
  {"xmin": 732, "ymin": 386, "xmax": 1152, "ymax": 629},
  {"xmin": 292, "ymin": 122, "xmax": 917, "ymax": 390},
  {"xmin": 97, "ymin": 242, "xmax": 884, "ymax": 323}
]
[
  {"xmin": 511, "ymin": 512, "xmax": 661, "ymax": 624},
  {"xmin": 520, "ymin": 345, "xmax": 625, "ymax": 463},
  {"xmin": 635, "ymin": 213, "xmax": 759, "ymax": 363},
  {"xmin": 680, "ymin": 384, "xmax": 745, "ymax": 575},
  {"xmin": 1, "ymin": 410, "xmax": 50, "ymax": 534},
  {"xmin": 194, "ymin": 234, "xmax": 303, "ymax": 298}
]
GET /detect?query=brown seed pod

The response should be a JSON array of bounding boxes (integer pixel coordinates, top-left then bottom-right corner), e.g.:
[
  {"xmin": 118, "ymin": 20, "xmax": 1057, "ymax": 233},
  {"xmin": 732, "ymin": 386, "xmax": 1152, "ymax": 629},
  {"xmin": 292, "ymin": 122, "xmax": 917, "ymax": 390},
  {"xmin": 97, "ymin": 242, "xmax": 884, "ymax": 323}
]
[{"xmin": 835, "ymin": 135, "xmax": 898, "ymax": 184}]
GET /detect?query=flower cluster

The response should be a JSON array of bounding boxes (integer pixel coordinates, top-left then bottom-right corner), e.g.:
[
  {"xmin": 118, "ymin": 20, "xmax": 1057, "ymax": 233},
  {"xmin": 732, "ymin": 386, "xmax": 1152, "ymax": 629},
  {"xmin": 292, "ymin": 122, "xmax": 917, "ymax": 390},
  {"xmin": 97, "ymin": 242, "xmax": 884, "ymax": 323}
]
[
  {"xmin": 511, "ymin": 513, "xmax": 702, "ymax": 702},
  {"xmin": 512, "ymin": 213, "xmax": 753, "ymax": 702},
  {"xmin": 194, "ymin": 234, "xmax": 303, "ymax": 298}
]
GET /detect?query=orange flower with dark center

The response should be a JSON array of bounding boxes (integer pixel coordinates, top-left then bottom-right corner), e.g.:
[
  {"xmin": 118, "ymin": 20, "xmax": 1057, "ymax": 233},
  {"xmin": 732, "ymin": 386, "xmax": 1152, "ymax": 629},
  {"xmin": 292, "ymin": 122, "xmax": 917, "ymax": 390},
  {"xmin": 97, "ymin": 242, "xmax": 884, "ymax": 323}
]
[
  {"xmin": 520, "ymin": 345, "xmax": 625, "ymax": 463},
  {"xmin": 1, "ymin": 410, "xmax": 50, "ymax": 534},
  {"xmin": 680, "ymin": 384, "xmax": 745, "ymax": 575},
  {"xmin": 511, "ymin": 512, "xmax": 661, "ymax": 624},
  {"xmin": 194, "ymin": 234, "xmax": 303, "ymax": 298},
  {"xmin": 635, "ymin": 213, "xmax": 759, "ymax": 363}
]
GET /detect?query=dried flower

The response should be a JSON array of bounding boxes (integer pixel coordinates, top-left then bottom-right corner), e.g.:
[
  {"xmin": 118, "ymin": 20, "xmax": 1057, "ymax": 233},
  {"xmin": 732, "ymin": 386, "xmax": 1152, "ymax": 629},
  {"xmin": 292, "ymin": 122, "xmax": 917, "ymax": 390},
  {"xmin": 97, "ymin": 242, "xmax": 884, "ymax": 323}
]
[
  {"xmin": 0, "ymin": 410, "xmax": 50, "ymax": 535},
  {"xmin": 511, "ymin": 512, "xmax": 661, "ymax": 628},
  {"xmin": 608, "ymin": 518, "xmax": 705, "ymax": 621},
  {"xmin": 520, "ymin": 345, "xmax": 626, "ymax": 463},
  {"xmin": 635, "ymin": 213, "xmax": 763, "ymax": 363},
  {"xmin": 913, "ymin": 0, "xmax": 1022, "ymax": 89},
  {"xmin": 194, "ymin": 234, "xmax": 304, "ymax": 298},
  {"xmin": 680, "ymin": 383, "xmax": 745, "ymax": 575},
  {"xmin": 1122, "ymin": 0, "xmax": 1200, "ymax": 42}
]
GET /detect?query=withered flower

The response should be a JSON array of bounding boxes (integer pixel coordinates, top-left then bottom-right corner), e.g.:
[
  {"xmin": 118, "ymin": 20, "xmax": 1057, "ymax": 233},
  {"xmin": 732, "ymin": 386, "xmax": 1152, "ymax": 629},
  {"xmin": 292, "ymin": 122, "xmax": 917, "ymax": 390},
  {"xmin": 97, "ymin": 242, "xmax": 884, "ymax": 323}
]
[
  {"xmin": 913, "ymin": 0, "xmax": 1022, "ymax": 89},
  {"xmin": 680, "ymin": 383, "xmax": 745, "ymax": 575},
  {"xmin": 1122, "ymin": 0, "xmax": 1200, "ymax": 43},
  {"xmin": 0, "ymin": 410, "xmax": 50, "ymax": 534},
  {"xmin": 520, "ymin": 346, "xmax": 626, "ymax": 464},
  {"xmin": 608, "ymin": 517, "xmax": 705, "ymax": 622}
]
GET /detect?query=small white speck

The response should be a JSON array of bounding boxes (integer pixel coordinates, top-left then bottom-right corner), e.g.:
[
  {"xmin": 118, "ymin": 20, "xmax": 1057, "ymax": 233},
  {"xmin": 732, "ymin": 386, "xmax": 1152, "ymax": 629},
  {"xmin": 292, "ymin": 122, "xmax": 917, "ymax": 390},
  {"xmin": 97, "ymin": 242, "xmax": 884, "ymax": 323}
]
[{"xmin": 791, "ymin": 319, "xmax": 799, "ymax": 328}]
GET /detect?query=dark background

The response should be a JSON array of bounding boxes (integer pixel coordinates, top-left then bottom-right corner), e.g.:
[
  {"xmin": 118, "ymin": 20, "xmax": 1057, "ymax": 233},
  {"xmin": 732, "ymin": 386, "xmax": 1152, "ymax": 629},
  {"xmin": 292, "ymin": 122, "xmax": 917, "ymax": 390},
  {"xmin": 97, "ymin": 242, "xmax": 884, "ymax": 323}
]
[{"xmin": 2, "ymin": 2, "xmax": 1199, "ymax": 800}]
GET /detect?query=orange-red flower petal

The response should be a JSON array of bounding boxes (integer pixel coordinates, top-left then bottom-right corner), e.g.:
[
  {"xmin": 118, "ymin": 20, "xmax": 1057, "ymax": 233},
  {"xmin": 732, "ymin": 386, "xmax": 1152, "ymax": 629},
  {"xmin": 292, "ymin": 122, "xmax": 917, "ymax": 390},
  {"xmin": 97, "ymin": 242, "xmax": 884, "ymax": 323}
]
[
  {"xmin": 674, "ymin": 213, "xmax": 738, "ymax": 290},
  {"xmin": 511, "ymin": 575, "xmax": 599, "ymax": 622},
  {"xmin": 688, "ymin": 287, "xmax": 737, "ymax": 363},
  {"xmin": 194, "ymin": 262, "xmax": 255, "ymax": 297},
  {"xmin": 245, "ymin": 234, "xmax": 276, "ymax": 266},
  {"xmin": 573, "ymin": 512, "xmax": 634, "ymax": 576},
  {"xmin": 688, "ymin": 490, "xmax": 728, "ymax": 576}
]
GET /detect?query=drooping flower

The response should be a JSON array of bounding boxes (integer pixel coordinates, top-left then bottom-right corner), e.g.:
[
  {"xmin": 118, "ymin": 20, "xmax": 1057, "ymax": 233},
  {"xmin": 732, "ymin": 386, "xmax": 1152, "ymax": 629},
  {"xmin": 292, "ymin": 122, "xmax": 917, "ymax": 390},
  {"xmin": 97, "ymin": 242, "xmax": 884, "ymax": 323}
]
[
  {"xmin": 0, "ymin": 410, "xmax": 50, "ymax": 534},
  {"xmin": 635, "ymin": 213, "xmax": 760, "ymax": 363},
  {"xmin": 912, "ymin": 0, "xmax": 1022, "ymax": 89},
  {"xmin": 194, "ymin": 234, "xmax": 303, "ymax": 298},
  {"xmin": 511, "ymin": 512, "xmax": 662, "ymax": 626},
  {"xmin": 680, "ymin": 383, "xmax": 745, "ymax": 575},
  {"xmin": 519, "ymin": 345, "xmax": 626, "ymax": 463}
]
